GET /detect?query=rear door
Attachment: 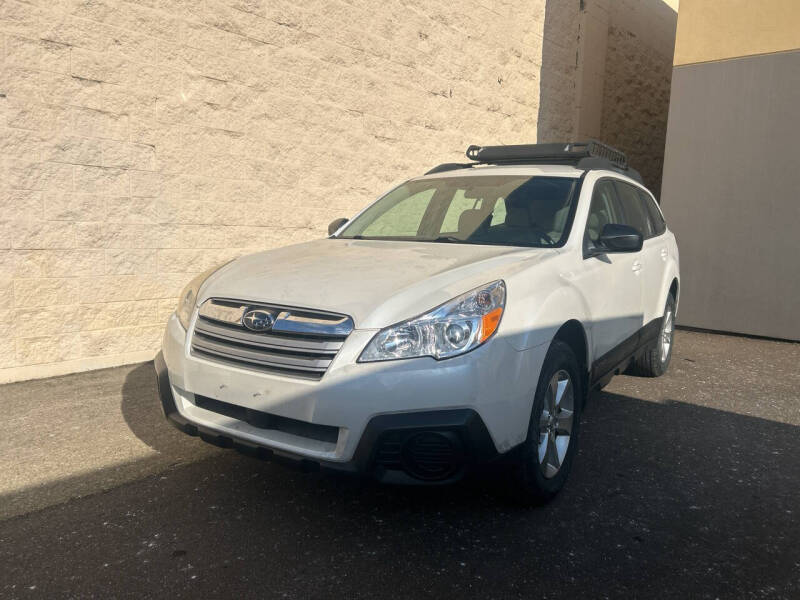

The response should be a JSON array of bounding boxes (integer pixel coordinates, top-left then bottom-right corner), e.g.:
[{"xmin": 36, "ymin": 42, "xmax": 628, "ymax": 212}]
[
  {"xmin": 578, "ymin": 179, "xmax": 644, "ymax": 368},
  {"xmin": 639, "ymin": 188, "xmax": 670, "ymax": 324}
]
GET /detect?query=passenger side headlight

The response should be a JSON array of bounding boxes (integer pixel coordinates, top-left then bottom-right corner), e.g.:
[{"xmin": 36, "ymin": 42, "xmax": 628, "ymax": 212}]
[
  {"xmin": 359, "ymin": 280, "xmax": 505, "ymax": 362},
  {"xmin": 175, "ymin": 262, "xmax": 232, "ymax": 330}
]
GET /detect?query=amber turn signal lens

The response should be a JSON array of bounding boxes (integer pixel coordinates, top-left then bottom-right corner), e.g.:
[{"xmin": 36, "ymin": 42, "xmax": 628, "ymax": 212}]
[{"xmin": 479, "ymin": 307, "xmax": 503, "ymax": 343}]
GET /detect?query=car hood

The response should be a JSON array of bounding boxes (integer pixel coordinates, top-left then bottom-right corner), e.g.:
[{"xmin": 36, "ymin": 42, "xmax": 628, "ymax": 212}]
[{"xmin": 200, "ymin": 239, "xmax": 555, "ymax": 329}]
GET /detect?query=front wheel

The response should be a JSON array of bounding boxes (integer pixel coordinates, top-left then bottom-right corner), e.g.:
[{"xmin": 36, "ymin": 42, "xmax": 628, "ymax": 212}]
[{"xmin": 510, "ymin": 340, "xmax": 582, "ymax": 504}]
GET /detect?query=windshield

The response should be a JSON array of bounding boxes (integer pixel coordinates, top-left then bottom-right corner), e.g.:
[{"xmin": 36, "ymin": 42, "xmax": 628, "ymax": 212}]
[{"xmin": 337, "ymin": 175, "xmax": 579, "ymax": 247}]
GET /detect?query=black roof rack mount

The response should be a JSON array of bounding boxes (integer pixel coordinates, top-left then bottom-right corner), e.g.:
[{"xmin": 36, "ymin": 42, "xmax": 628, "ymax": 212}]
[{"xmin": 425, "ymin": 141, "xmax": 642, "ymax": 183}]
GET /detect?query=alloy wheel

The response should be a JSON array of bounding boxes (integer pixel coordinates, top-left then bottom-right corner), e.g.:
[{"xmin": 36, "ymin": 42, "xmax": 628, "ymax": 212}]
[
  {"xmin": 537, "ymin": 369, "xmax": 574, "ymax": 479},
  {"xmin": 661, "ymin": 309, "xmax": 674, "ymax": 363}
]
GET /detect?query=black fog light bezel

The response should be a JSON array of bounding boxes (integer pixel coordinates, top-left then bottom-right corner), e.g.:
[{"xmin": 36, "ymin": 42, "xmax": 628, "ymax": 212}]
[{"xmin": 400, "ymin": 430, "xmax": 465, "ymax": 482}]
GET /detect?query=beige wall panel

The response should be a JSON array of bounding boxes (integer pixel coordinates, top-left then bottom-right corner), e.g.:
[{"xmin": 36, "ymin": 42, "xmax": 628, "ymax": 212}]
[
  {"xmin": 674, "ymin": 0, "xmax": 800, "ymax": 66},
  {"xmin": 660, "ymin": 50, "xmax": 800, "ymax": 340}
]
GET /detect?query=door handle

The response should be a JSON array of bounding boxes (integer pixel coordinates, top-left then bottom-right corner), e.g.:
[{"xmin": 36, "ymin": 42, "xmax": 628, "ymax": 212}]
[
  {"xmin": 632, "ymin": 261, "xmax": 642, "ymax": 273},
  {"xmin": 660, "ymin": 248, "xmax": 668, "ymax": 261}
]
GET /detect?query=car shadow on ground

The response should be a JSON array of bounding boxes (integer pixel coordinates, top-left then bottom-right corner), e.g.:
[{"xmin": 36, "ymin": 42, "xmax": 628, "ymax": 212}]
[{"xmin": 1, "ymin": 361, "xmax": 798, "ymax": 598}]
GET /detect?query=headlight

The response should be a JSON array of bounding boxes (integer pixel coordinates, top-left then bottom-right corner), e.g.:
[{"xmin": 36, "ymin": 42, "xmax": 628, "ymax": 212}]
[
  {"xmin": 175, "ymin": 262, "xmax": 232, "ymax": 330},
  {"xmin": 359, "ymin": 280, "xmax": 505, "ymax": 362}
]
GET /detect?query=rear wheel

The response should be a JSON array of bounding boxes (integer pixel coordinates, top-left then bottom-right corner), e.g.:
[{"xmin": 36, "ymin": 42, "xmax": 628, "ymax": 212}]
[
  {"xmin": 511, "ymin": 340, "xmax": 582, "ymax": 504},
  {"xmin": 629, "ymin": 294, "xmax": 676, "ymax": 377}
]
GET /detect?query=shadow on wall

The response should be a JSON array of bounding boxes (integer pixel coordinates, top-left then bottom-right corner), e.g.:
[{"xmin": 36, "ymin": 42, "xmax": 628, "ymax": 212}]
[{"xmin": 538, "ymin": 0, "xmax": 678, "ymax": 198}]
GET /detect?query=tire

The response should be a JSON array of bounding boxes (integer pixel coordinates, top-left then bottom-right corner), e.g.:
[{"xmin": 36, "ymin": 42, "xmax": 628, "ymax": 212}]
[
  {"xmin": 628, "ymin": 294, "xmax": 676, "ymax": 377},
  {"xmin": 510, "ymin": 340, "xmax": 583, "ymax": 504}
]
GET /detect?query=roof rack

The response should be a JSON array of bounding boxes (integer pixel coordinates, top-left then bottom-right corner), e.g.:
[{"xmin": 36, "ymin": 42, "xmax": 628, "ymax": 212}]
[{"xmin": 425, "ymin": 141, "xmax": 642, "ymax": 183}]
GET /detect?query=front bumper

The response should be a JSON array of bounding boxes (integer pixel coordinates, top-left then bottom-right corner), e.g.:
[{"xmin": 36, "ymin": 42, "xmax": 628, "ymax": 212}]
[
  {"xmin": 156, "ymin": 351, "xmax": 500, "ymax": 483},
  {"xmin": 157, "ymin": 311, "xmax": 547, "ymax": 483}
]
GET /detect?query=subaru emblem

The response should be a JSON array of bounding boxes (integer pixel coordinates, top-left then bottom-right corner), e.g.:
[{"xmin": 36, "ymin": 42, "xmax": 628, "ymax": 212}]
[{"xmin": 242, "ymin": 309, "xmax": 275, "ymax": 332}]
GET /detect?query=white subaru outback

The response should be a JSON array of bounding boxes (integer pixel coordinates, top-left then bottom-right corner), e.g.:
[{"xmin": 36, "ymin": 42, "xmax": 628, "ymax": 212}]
[{"xmin": 155, "ymin": 142, "xmax": 679, "ymax": 502}]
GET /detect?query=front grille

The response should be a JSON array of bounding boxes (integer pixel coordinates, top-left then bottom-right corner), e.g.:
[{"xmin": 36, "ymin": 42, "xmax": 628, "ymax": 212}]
[{"xmin": 191, "ymin": 298, "xmax": 354, "ymax": 380}]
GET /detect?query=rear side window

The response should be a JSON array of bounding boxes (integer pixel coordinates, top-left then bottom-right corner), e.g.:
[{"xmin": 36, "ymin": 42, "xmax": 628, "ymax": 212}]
[
  {"xmin": 614, "ymin": 181, "xmax": 654, "ymax": 238},
  {"xmin": 639, "ymin": 189, "xmax": 666, "ymax": 236}
]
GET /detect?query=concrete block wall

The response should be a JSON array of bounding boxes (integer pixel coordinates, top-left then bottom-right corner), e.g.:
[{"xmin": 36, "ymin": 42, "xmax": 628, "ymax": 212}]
[
  {"xmin": 599, "ymin": 0, "xmax": 677, "ymax": 196},
  {"xmin": 574, "ymin": 0, "xmax": 678, "ymax": 196},
  {"xmin": 0, "ymin": 0, "xmax": 570, "ymax": 383}
]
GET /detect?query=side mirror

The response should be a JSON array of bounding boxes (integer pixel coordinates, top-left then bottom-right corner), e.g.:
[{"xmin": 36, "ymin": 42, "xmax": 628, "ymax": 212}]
[
  {"xmin": 328, "ymin": 217, "xmax": 349, "ymax": 236},
  {"xmin": 595, "ymin": 223, "xmax": 643, "ymax": 253}
]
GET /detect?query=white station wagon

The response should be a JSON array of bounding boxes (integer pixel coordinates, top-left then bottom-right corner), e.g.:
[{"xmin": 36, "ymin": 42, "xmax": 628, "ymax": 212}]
[{"xmin": 155, "ymin": 142, "xmax": 680, "ymax": 502}]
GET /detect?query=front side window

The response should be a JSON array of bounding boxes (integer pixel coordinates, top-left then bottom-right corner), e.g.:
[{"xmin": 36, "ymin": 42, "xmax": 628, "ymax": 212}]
[
  {"xmin": 585, "ymin": 180, "xmax": 622, "ymax": 245},
  {"xmin": 615, "ymin": 181, "xmax": 654, "ymax": 238},
  {"xmin": 338, "ymin": 175, "xmax": 579, "ymax": 248}
]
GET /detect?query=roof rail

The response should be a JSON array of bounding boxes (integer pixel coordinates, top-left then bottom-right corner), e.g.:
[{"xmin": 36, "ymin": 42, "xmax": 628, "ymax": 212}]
[{"xmin": 425, "ymin": 141, "xmax": 642, "ymax": 183}]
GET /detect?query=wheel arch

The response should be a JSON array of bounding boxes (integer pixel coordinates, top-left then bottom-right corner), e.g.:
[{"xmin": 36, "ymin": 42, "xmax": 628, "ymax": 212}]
[
  {"xmin": 551, "ymin": 319, "xmax": 589, "ymax": 393},
  {"xmin": 669, "ymin": 277, "xmax": 679, "ymax": 314}
]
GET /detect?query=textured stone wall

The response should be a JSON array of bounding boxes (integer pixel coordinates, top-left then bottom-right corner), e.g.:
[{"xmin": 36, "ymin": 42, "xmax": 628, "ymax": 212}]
[
  {"xmin": 537, "ymin": 0, "xmax": 580, "ymax": 142},
  {"xmin": 0, "ymin": 0, "xmax": 564, "ymax": 382},
  {"xmin": 599, "ymin": 0, "xmax": 677, "ymax": 196}
]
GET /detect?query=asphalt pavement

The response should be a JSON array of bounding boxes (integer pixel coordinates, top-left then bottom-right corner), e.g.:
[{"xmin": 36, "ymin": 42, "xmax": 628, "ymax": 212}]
[{"xmin": 1, "ymin": 330, "xmax": 799, "ymax": 599}]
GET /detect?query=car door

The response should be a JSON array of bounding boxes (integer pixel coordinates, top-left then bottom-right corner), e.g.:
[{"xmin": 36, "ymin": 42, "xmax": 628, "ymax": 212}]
[
  {"xmin": 578, "ymin": 178, "xmax": 644, "ymax": 369},
  {"xmin": 614, "ymin": 181, "xmax": 665, "ymax": 326}
]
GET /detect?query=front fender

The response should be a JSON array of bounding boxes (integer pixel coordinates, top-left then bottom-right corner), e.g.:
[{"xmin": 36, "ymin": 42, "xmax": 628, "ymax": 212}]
[{"xmin": 501, "ymin": 276, "xmax": 592, "ymax": 357}]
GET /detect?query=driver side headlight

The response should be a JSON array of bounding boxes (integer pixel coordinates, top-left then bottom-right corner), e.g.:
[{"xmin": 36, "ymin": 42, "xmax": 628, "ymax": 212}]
[
  {"xmin": 359, "ymin": 280, "xmax": 506, "ymax": 362},
  {"xmin": 175, "ymin": 262, "xmax": 233, "ymax": 330}
]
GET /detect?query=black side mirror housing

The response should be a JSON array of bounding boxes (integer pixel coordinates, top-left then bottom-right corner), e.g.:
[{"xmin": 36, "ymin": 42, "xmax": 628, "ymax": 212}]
[
  {"xmin": 328, "ymin": 217, "xmax": 349, "ymax": 236},
  {"xmin": 594, "ymin": 223, "xmax": 643, "ymax": 253}
]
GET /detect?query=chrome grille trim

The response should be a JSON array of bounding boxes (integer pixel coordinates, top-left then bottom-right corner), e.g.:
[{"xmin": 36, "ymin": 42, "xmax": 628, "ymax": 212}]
[{"xmin": 191, "ymin": 298, "xmax": 354, "ymax": 379}]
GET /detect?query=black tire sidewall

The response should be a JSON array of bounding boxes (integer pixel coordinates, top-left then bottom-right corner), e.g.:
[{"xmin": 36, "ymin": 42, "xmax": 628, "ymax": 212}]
[{"xmin": 517, "ymin": 340, "xmax": 583, "ymax": 500}]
